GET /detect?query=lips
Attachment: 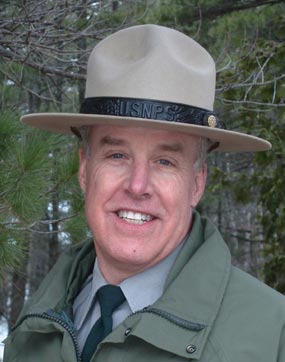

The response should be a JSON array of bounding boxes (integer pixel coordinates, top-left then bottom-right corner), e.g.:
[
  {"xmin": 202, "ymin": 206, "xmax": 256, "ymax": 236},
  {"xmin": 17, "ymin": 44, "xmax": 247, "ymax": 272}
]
[{"xmin": 117, "ymin": 210, "xmax": 154, "ymax": 225}]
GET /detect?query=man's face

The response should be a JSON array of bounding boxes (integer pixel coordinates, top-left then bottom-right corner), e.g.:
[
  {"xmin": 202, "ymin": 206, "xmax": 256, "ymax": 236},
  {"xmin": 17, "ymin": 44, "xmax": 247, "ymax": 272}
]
[{"xmin": 79, "ymin": 125, "xmax": 207, "ymax": 283}]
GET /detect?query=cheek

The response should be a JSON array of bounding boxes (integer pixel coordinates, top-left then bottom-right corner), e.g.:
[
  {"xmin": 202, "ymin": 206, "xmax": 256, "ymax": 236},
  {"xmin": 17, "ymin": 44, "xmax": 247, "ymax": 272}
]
[
  {"xmin": 83, "ymin": 165, "xmax": 106, "ymax": 214},
  {"xmin": 157, "ymin": 179, "xmax": 191, "ymax": 224},
  {"xmin": 176, "ymin": 188, "xmax": 193, "ymax": 218},
  {"xmin": 176, "ymin": 180, "xmax": 198, "ymax": 219},
  {"xmin": 160, "ymin": 172, "xmax": 194, "ymax": 204},
  {"xmin": 84, "ymin": 164, "xmax": 124, "ymax": 209},
  {"xmin": 85, "ymin": 162, "xmax": 111, "ymax": 190}
]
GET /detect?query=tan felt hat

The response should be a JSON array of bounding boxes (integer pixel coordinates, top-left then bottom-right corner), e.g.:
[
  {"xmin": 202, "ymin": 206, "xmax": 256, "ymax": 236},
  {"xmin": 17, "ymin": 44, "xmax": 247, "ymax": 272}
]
[{"xmin": 21, "ymin": 24, "xmax": 271, "ymax": 152}]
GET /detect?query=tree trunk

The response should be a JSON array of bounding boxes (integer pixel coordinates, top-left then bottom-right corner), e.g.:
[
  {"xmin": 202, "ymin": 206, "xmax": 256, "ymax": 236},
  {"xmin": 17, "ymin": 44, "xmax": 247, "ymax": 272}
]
[
  {"xmin": 9, "ymin": 269, "xmax": 26, "ymax": 330},
  {"xmin": 27, "ymin": 219, "xmax": 50, "ymax": 297}
]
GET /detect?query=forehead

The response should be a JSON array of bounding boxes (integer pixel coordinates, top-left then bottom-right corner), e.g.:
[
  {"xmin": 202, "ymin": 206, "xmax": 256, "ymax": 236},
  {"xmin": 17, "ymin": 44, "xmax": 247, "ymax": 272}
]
[{"xmin": 88, "ymin": 125, "xmax": 200, "ymax": 151}]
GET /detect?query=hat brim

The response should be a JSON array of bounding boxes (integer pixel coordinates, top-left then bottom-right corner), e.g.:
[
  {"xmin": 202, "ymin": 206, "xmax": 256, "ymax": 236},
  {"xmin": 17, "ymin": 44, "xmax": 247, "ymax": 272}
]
[{"xmin": 21, "ymin": 113, "xmax": 271, "ymax": 152}]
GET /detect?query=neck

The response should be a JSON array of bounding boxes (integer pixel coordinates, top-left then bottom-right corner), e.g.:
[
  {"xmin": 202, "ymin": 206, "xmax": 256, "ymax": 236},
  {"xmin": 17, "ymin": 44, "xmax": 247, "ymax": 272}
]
[{"xmin": 96, "ymin": 255, "xmax": 149, "ymax": 285}]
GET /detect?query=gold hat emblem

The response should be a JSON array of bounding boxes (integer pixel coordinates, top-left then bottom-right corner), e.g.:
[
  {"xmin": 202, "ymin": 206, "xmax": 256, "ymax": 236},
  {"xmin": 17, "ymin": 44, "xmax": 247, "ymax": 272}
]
[{"xmin": 208, "ymin": 115, "xmax": 217, "ymax": 128}]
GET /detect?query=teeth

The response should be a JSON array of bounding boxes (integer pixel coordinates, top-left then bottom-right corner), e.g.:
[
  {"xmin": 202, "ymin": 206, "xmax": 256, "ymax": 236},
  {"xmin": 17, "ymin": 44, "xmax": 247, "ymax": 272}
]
[{"xmin": 118, "ymin": 210, "xmax": 153, "ymax": 224}]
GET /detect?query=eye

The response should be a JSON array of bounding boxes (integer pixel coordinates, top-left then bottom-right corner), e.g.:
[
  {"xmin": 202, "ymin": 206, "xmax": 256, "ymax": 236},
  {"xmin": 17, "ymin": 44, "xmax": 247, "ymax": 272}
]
[
  {"xmin": 158, "ymin": 159, "xmax": 172, "ymax": 166},
  {"xmin": 110, "ymin": 153, "xmax": 124, "ymax": 159}
]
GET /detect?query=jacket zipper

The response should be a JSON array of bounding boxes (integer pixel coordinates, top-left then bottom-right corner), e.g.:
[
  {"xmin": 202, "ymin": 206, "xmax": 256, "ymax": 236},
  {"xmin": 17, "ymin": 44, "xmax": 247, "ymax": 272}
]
[
  {"xmin": 11, "ymin": 307, "xmax": 205, "ymax": 361},
  {"xmin": 12, "ymin": 311, "xmax": 81, "ymax": 362},
  {"xmin": 129, "ymin": 306, "xmax": 206, "ymax": 331}
]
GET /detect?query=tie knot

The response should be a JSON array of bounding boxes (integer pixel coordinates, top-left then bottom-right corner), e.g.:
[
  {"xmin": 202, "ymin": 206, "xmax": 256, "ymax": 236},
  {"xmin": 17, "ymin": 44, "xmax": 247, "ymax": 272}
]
[{"xmin": 97, "ymin": 285, "xmax": 125, "ymax": 317}]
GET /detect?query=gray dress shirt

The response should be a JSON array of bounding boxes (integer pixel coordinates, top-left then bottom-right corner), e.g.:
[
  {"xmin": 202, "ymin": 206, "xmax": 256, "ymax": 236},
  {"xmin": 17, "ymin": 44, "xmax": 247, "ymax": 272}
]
[{"xmin": 73, "ymin": 241, "xmax": 184, "ymax": 352}]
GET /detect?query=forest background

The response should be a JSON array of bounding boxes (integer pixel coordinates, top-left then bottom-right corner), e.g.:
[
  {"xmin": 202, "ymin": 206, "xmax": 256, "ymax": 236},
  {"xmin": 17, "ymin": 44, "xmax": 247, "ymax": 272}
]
[{"xmin": 1, "ymin": 0, "xmax": 285, "ymax": 347}]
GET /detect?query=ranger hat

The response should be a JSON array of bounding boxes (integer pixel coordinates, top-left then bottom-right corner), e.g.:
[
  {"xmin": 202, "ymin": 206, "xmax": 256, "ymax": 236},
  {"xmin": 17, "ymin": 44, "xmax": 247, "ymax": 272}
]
[{"xmin": 21, "ymin": 24, "xmax": 271, "ymax": 152}]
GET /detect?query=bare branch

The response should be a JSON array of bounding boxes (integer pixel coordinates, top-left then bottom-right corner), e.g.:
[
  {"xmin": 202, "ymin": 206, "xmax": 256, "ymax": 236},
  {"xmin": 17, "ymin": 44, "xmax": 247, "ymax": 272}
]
[{"xmin": 179, "ymin": 0, "xmax": 285, "ymax": 23}]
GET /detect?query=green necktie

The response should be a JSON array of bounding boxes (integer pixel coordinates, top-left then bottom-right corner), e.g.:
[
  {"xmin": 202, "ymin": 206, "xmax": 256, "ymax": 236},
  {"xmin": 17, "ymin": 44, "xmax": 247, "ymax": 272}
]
[{"xmin": 81, "ymin": 285, "xmax": 126, "ymax": 362}]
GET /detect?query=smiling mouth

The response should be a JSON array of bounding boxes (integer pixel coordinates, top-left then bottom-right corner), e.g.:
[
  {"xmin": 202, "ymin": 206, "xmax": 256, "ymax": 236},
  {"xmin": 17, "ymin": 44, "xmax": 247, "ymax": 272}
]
[{"xmin": 117, "ymin": 210, "xmax": 154, "ymax": 225}]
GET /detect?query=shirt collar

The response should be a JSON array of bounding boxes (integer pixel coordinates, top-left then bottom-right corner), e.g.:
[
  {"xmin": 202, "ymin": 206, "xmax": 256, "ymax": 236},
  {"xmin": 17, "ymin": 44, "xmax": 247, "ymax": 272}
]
[
  {"xmin": 120, "ymin": 240, "xmax": 184, "ymax": 313},
  {"xmin": 89, "ymin": 238, "xmax": 185, "ymax": 314}
]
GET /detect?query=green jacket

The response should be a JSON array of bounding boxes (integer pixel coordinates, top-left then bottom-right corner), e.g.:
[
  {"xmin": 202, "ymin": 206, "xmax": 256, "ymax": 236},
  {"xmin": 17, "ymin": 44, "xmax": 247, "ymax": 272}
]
[{"xmin": 4, "ymin": 212, "xmax": 285, "ymax": 361}]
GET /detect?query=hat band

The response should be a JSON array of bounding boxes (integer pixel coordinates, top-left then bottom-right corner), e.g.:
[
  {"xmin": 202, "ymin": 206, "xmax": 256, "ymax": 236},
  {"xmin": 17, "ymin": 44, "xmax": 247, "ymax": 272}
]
[{"xmin": 80, "ymin": 97, "xmax": 225, "ymax": 129}]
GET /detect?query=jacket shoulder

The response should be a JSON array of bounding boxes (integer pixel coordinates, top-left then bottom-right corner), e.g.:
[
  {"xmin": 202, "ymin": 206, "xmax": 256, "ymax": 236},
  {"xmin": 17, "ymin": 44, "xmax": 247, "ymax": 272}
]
[
  {"xmin": 18, "ymin": 239, "xmax": 95, "ymax": 318},
  {"xmin": 209, "ymin": 266, "xmax": 285, "ymax": 362},
  {"xmin": 230, "ymin": 266, "xmax": 285, "ymax": 308}
]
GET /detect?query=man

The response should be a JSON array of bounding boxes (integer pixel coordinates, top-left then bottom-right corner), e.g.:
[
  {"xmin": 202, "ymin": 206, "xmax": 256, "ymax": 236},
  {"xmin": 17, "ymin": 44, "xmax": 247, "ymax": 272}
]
[{"xmin": 4, "ymin": 24, "xmax": 285, "ymax": 362}]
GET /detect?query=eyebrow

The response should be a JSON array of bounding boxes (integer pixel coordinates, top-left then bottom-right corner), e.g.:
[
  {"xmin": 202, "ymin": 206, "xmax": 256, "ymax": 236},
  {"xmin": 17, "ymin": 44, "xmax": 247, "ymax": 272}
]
[
  {"xmin": 100, "ymin": 135, "xmax": 127, "ymax": 146},
  {"xmin": 156, "ymin": 142, "xmax": 184, "ymax": 154},
  {"xmin": 99, "ymin": 135, "xmax": 184, "ymax": 154}
]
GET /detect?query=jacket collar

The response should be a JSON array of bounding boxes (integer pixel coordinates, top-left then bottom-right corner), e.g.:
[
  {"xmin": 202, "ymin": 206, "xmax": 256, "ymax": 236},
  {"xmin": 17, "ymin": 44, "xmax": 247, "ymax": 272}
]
[
  {"xmin": 120, "ymin": 211, "xmax": 232, "ymax": 359},
  {"xmin": 17, "ymin": 239, "xmax": 96, "ymax": 321}
]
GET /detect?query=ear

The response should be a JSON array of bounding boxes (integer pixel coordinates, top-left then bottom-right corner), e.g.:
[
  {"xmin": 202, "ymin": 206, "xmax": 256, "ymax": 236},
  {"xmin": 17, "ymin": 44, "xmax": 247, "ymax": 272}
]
[
  {"xmin": 78, "ymin": 148, "xmax": 87, "ymax": 193},
  {"xmin": 191, "ymin": 163, "xmax": 207, "ymax": 208}
]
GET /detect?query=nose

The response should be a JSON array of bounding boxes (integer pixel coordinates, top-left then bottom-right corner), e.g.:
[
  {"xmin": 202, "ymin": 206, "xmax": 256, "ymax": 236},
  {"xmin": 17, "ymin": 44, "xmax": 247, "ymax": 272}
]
[{"xmin": 124, "ymin": 160, "xmax": 152, "ymax": 199}]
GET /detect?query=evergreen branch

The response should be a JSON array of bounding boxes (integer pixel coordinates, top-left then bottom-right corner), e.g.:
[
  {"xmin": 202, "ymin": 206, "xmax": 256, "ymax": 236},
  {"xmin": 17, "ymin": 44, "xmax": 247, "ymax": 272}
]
[
  {"xmin": 38, "ymin": 214, "xmax": 77, "ymax": 225},
  {"xmin": 1, "ymin": 214, "xmax": 77, "ymax": 231}
]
